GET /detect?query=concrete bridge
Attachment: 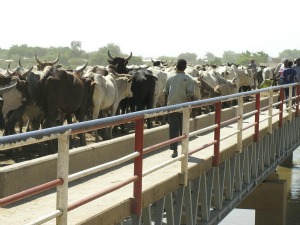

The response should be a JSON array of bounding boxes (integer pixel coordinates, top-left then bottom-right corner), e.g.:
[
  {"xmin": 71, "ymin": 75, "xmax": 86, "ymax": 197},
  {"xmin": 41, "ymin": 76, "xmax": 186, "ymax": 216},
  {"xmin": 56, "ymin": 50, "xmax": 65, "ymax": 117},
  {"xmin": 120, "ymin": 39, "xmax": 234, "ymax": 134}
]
[{"xmin": 0, "ymin": 85, "xmax": 299, "ymax": 225}]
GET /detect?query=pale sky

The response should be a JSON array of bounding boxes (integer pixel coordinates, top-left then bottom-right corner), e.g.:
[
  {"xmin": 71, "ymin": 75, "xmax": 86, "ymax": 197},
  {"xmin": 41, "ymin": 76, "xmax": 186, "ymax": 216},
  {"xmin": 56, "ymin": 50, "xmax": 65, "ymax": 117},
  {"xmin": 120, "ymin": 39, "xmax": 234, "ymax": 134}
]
[{"xmin": 1, "ymin": 0, "xmax": 299, "ymax": 59}]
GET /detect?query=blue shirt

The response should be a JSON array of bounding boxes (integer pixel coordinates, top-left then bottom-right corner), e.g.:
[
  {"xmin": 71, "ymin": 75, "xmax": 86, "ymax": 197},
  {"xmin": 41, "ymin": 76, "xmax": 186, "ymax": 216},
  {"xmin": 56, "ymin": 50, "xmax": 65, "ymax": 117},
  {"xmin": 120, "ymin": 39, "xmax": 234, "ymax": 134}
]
[{"xmin": 282, "ymin": 68, "xmax": 297, "ymax": 84}]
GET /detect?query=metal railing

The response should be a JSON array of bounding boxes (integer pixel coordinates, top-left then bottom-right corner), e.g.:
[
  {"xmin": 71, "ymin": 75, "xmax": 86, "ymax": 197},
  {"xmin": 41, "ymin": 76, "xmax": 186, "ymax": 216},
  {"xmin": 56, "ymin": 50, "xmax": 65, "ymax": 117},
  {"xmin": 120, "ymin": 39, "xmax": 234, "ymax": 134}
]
[{"xmin": 0, "ymin": 82, "xmax": 299, "ymax": 225}]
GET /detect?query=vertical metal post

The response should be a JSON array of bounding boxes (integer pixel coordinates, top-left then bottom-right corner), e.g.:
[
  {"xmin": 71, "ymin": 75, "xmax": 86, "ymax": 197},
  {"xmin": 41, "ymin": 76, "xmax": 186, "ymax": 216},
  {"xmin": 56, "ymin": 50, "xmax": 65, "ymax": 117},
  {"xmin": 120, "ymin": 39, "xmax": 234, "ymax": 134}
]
[
  {"xmin": 56, "ymin": 135, "xmax": 70, "ymax": 225},
  {"xmin": 132, "ymin": 117, "xmax": 144, "ymax": 215},
  {"xmin": 288, "ymin": 85, "xmax": 292, "ymax": 121},
  {"xmin": 279, "ymin": 88, "xmax": 284, "ymax": 127},
  {"xmin": 296, "ymin": 84, "xmax": 300, "ymax": 117},
  {"xmin": 237, "ymin": 96, "xmax": 243, "ymax": 152},
  {"xmin": 213, "ymin": 101, "xmax": 221, "ymax": 166},
  {"xmin": 254, "ymin": 93, "xmax": 260, "ymax": 142},
  {"xmin": 268, "ymin": 89, "xmax": 273, "ymax": 134},
  {"xmin": 181, "ymin": 108, "xmax": 190, "ymax": 186}
]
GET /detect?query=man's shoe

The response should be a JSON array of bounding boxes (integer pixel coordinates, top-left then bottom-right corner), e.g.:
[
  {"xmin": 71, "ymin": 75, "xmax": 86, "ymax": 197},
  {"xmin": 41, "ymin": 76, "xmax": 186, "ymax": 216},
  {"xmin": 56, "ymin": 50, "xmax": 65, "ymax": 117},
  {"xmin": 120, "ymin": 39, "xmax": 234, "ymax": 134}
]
[{"xmin": 171, "ymin": 150, "xmax": 178, "ymax": 158}]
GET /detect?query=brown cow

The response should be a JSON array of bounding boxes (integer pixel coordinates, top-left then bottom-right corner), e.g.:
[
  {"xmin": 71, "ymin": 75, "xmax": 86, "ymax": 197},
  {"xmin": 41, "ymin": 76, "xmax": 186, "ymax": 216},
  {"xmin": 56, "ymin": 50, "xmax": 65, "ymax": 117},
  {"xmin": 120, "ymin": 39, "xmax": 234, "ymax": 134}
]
[{"xmin": 39, "ymin": 65, "xmax": 94, "ymax": 147}]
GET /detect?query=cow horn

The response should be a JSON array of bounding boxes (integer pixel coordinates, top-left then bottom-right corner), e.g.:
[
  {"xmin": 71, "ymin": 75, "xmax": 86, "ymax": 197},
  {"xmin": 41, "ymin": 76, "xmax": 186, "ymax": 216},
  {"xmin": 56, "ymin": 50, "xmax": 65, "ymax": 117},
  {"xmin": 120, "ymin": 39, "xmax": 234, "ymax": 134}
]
[
  {"xmin": 35, "ymin": 54, "xmax": 44, "ymax": 66},
  {"xmin": 215, "ymin": 84, "xmax": 225, "ymax": 93},
  {"xmin": 197, "ymin": 75, "xmax": 204, "ymax": 81},
  {"xmin": 0, "ymin": 81, "xmax": 18, "ymax": 95},
  {"xmin": 6, "ymin": 67, "xmax": 14, "ymax": 76},
  {"xmin": 107, "ymin": 50, "xmax": 114, "ymax": 60},
  {"xmin": 19, "ymin": 58, "xmax": 23, "ymax": 68},
  {"xmin": 20, "ymin": 66, "xmax": 33, "ymax": 80},
  {"xmin": 75, "ymin": 62, "xmax": 88, "ymax": 75},
  {"xmin": 125, "ymin": 52, "xmax": 132, "ymax": 61},
  {"xmin": 51, "ymin": 53, "xmax": 60, "ymax": 65},
  {"xmin": 151, "ymin": 58, "xmax": 154, "ymax": 63}
]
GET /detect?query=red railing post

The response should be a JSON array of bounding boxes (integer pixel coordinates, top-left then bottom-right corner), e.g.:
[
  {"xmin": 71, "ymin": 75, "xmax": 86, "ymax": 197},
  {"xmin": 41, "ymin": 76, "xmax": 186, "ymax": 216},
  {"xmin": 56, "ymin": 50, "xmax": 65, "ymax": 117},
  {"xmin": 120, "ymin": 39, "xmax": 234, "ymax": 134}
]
[
  {"xmin": 131, "ymin": 117, "xmax": 144, "ymax": 214},
  {"xmin": 279, "ymin": 88, "xmax": 284, "ymax": 127},
  {"xmin": 254, "ymin": 93, "xmax": 260, "ymax": 142},
  {"xmin": 296, "ymin": 85, "xmax": 300, "ymax": 117},
  {"xmin": 213, "ymin": 101, "xmax": 221, "ymax": 166}
]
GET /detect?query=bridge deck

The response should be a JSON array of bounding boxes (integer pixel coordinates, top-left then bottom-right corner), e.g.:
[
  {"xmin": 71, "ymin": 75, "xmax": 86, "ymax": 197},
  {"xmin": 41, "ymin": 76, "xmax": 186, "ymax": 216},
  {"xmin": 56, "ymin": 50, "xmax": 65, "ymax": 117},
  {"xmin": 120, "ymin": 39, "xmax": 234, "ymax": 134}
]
[{"xmin": 0, "ymin": 107, "xmax": 290, "ymax": 225}]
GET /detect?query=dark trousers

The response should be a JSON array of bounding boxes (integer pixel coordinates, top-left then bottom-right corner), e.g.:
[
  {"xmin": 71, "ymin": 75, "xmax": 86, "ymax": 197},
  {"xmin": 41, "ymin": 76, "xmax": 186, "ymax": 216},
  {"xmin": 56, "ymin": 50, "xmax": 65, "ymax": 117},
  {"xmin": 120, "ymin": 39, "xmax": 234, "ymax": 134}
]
[
  {"xmin": 168, "ymin": 112, "xmax": 182, "ymax": 150},
  {"xmin": 285, "ymin": 87, "xmax": 295, "ymax": 106}
]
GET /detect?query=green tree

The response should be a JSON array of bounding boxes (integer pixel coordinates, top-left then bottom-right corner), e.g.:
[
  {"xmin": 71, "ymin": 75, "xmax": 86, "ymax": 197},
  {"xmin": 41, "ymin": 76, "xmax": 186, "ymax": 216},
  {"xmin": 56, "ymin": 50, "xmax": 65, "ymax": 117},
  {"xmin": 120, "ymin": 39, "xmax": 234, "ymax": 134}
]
[
  {"xmin": 177, "ymin": 52, "xmax": 197, "ymax": 64},
  {"xmin": 237, "ymin": 50, "xmax": 252, "ymax": 65},
  {"xmin": 222, "ymin": 51, "xmax": 240, "ymax": 64},
  {"xmin": 71, "ymin": 41, "xmax": 82, "ymax": 52},
  {"xmin": 99, "ymin": 43, "xmax": 122, "ymax": 57},
  {"xmin": 203, "ymin": 52, "xmax": 222, "ymax": 65},
  {"xmin": 279, "ymin": 49, "xmax": 300, "ymax": 61}
]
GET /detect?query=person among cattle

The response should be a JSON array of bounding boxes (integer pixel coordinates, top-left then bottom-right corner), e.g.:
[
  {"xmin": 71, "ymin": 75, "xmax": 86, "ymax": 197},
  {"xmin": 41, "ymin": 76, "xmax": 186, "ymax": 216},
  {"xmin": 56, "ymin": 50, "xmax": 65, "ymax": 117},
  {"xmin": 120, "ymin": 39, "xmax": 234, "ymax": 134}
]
[
  {"xmin": 275, "ymin": 58, "xmax": 289, "ymax": 85},
  {"xmin": 248, "ymin": 59, "xmax": 257, "ymax": 74},
  {"xmin": 282, "ymin": 60, "xmax": 297, "ymax": 108},
  {"xmin": 163, "ymin": 59, "xmax": 197, "ymax": 158},
  {"xmin": 247, "ymin": 59, "xmax": 258, "ymax": 88},
  {"xmin": 292, "ymin": 58, "xmax": 300, "ymax": 82}
]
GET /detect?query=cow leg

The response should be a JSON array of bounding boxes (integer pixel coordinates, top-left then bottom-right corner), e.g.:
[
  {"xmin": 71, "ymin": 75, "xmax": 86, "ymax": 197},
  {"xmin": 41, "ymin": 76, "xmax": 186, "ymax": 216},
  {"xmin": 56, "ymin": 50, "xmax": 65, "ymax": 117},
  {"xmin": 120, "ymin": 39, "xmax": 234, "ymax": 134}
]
[
  {"xmin": 92, "ymin": 105, "xmax": 102, "ymax": 142},
  {"xmin": 119, "ymin": 98, "xmax": 130, "ymax": 134},
  {"xmin": 74, "ymin": 110, "xmax": 87, "ymax": 146},
  {"xmin": 3, "ymin": 106, "xmax": 26, "ymax": 136},
  {"xmin": 42, "ymin": 111, "xmax": 60, "ymax": 154},
  {"xmin": 100, "ymin": 110, "xmax": 110, "ymax": 140}
]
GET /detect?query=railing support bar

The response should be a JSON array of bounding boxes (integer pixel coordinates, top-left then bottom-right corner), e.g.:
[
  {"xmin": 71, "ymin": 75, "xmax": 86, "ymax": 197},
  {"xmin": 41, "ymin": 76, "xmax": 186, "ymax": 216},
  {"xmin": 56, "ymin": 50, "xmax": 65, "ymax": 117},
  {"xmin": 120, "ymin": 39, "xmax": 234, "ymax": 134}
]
[
  {"xmin": 132, "ymin": 117, "xmax": 144, "ymax": 215},
  {"xmin": 181, "ymin": 108, "xmax": 190, "ymax": 185},
  {"xmin": 213, "ymin": 101, "xmax": 221, "ymax": 166},
  {"xmin": 56, "ymin": 135, "xmax": 70, "ymax": 225},
  {"xmin": 254, "ymin": 93, "xmax": 260, "ymax": 142},
  {"xmin": 237, "ymin": 96, "xmax": 243, "ymax": 152},
  {"xmin": 268, "ymin": 89, "xmax": 273, "ymax": 134},
  {"xmin": 279, "ymin": 88, "xmax": 284, "ymax": 127}
]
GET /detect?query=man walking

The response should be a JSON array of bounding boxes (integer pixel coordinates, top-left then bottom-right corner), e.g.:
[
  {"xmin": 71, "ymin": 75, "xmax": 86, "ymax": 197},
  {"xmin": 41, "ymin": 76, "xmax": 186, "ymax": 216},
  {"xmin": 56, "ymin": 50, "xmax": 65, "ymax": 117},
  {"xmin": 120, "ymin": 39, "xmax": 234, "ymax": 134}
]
[{"xmin": 164, "ymin": 59, "xmax": 196, "ymax": 158}]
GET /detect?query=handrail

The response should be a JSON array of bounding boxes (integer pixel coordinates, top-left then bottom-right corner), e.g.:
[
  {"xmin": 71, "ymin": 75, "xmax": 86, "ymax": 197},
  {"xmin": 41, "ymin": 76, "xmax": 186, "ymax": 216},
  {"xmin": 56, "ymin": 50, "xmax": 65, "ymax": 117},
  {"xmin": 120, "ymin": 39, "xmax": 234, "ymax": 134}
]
[
  {"xmin": 0, "ymin": 179, "xmax": 63, "ymax": 207},
  {"xmin": 1, "ymin": 82, "xmax": 300, "ymax": 225}
]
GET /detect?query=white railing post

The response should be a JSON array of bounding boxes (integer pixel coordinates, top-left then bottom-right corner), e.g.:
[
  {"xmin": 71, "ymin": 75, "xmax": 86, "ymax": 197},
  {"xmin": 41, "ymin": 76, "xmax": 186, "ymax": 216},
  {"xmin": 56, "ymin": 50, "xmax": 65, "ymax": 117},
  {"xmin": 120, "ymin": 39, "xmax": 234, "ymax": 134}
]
[
  {"xmin": 181, "ymin": 107, "xmax": 190, "ymax": 186},
  {"xmin": 56, "ymin": 134, "xmax": 70, "ymax": 225},
  {"xmin": 237, "ymin": 96, "xmax": 243, "ymax": 152},
  {"xmin": 268, "ymin": 89, "xmax": 273, "ymax": 134}
]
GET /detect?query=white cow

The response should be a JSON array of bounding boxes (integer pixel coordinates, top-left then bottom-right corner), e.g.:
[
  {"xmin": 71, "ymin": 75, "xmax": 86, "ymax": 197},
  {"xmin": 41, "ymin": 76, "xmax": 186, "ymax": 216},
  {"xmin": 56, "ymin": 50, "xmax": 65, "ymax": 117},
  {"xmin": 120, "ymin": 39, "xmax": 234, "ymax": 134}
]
[
  {"xmin": 262, "ymin": 67, "xmax": 275, "ymax": 80},
  {"xmin": 84, "ymin": 72, "xmax": 133, "ymax": 141},
  {"xmin": 146, "ymin": 66, "xmax": 168, "ymax": 108}
]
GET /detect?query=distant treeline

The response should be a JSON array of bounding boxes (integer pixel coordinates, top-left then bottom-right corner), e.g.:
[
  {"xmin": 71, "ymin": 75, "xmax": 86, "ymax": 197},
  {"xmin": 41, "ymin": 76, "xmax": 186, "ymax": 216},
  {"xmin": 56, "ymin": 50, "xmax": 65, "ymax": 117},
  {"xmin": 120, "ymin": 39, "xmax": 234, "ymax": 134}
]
[{"xmin": 0, "ymin": 41, "xmax": 300, "ymax": 69}]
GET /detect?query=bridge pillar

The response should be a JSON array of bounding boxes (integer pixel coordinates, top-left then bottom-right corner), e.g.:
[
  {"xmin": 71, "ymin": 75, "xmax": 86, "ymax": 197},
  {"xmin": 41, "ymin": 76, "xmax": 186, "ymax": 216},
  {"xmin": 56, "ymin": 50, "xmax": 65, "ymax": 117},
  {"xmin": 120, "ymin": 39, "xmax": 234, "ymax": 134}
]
[
  {"xmin": 280, "ymin": 153, "xmax": 293, "ymax": 167},
  {"xmin": 237, "ymin": 171, "xmax": 287, "ymax": 225}
]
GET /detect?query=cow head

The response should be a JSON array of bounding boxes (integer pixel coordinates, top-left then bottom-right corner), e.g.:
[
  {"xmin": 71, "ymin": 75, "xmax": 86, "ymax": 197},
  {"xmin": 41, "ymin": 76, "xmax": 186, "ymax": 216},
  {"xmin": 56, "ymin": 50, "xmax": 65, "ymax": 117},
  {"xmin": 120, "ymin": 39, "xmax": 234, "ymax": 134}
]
[
  {"xmin": 197, "ymin": 76, "xmax": 221, "ymax": 99},
  {"xmin": 107, "ymin": 50, "xmax": 132, "ymax": 74},
  {"xmin": 35, "ymin": 53, "xmax": 60, "ymax": 71},
  {"xmin": 151, "ymin": 59, "xmax": 169, "ymax": 67}
]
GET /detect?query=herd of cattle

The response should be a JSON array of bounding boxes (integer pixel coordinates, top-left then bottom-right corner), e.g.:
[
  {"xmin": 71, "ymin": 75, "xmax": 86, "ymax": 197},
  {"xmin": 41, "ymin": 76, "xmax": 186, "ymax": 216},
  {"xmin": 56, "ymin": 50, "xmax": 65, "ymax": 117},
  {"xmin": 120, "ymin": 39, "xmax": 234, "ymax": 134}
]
[{"xmin": 0, "ymin": 51, "xmax": 281, "ymax": 150}]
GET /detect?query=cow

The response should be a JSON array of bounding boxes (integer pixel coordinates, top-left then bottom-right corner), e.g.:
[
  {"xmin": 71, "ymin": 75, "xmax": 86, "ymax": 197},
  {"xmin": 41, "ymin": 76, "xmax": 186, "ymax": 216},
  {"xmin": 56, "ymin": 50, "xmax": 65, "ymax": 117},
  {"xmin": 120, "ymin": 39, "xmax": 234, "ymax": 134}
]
[
  {"xmin": 199, "ymin": 69, "xmax": 237, "ymax": 107},
  {"xmin": 35, "ymin": 53, "xmax": 60, "ymax": 71},
  {"xmin": 151, "ymin": 59, "xmax": 170, "ymax": 67},
  {"xmin": 83, "ymin": 70, "xmax": 133, "ymax": 141},
  {"xmin": 126, "ymin": 68, "xmax": 158, "ymax": 129},
  {"xmin": 106, "ymin": 51, "xmax": 134, "ymax": 133},
  {"xmin": 107, "ymin": 50, "xmax": 132, "ymax": 74},
  {"xmin": 0, "ymin": 67, "xmax": 44, "ymax": 136},
  {"xmin": 39, "ymin": 65, "xmax": 94, "ymax": 148}
]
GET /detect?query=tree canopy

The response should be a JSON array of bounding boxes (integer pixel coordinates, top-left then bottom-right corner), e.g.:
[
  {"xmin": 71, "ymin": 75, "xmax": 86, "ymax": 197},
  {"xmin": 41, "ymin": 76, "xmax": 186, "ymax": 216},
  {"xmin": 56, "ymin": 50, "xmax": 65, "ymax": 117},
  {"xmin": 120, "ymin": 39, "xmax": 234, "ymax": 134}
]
[{"xmin": 0, "ymin": 42, "xmax": 299, "ymax": 69}]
